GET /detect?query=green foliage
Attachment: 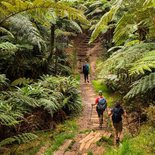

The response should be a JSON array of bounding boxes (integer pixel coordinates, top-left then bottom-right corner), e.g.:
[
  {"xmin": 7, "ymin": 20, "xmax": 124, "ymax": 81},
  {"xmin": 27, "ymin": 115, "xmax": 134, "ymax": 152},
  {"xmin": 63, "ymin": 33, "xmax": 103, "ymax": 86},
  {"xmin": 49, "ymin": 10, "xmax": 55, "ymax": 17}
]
[
  {"xmin": 0, "ymin": 75, "xmax": 81, "ymax": 147},
  {"xmin": 0, "ymin": 74, "xmax": 8, "ymax": 87},
  {"xmin": 0, "ymin": 101, "xmax": 22, "ymax": 126},
  {"xmin": 0, "ymin": 133, "xmax": 38, "ymax": 147},
  {"xmin": 8, "ymin": 15, "xmax": 45, "ymax": 50},
  {"xmin": 98, "ymin": 43, "xmax": 155, "ymax": 77},
  {"xmin": 125, "ymin": 73, "xmax": 155, "ymax": 99},
  {"xmin": 0, "ymin": 75, "xmax": 81, "ymax": 126},
  {"xmin": 90, "ymin": 0, "xmax": 155, "ymax": 44},
  {"xmin": 130, "ymin": 51, "xmax": 155, "ymax": 75},
  {"xmin": 106, "ymin": 126, "xmax": 155, "ymax": 155},
  {"xmin": 11, "ymin": 77, "xmax": 33, "ymax": 86},
  {"xmin": 0, "ymin": 42, "xmax": 17, "ymax": 55},
  {"xmin": 90, "ymin": 6, "xmax": 117, "ymax": 43},
  {"xmin": 0, "ymin": 0, "xmax": 88, "ymax": 24}
]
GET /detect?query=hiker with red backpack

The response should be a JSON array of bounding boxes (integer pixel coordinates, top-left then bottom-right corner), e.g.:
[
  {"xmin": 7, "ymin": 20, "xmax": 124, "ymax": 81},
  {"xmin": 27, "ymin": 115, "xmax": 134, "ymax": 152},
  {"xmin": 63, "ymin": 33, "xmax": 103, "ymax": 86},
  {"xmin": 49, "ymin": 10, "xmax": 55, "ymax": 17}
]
[
  {"xmin": 108, "ymin": 101, "xmax": 126, "ymax": 144},
  {"xmin": 91, "ymin": 90, "xmax": 107, "ymax": 129},
  {"xmin": 83, "ymin": 61, "xmax": 90, "ymax": 83}
]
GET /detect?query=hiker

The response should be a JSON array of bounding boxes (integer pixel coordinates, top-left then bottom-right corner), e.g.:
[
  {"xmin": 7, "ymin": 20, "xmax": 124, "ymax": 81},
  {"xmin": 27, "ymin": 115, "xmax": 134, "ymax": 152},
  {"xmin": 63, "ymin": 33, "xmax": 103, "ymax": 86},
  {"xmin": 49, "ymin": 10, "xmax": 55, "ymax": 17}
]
[
  {"xmin": 91, "ymin": 90, "xmax": 107, "ymax": 128},
  {"xmin": 108, "ymin": 101, "xmax": 126, "ymax": 144},
  {"xmin": 82, "ymin": 61, "xmax": 90, "ymax": 83}
]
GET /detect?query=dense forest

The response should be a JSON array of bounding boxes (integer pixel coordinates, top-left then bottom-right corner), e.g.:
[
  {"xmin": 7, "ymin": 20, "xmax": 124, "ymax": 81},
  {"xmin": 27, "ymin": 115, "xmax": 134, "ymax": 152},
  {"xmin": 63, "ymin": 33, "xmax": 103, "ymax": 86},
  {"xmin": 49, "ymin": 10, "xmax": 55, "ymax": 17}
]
[{"xmin": 0, "ymin": 0, "xmax": 155, "ymax": 155}]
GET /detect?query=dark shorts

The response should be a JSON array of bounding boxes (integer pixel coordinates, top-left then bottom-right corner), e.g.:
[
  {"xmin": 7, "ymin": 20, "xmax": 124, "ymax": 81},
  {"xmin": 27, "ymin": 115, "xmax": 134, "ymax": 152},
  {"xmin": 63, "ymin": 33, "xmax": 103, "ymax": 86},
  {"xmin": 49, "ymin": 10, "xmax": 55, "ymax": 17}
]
[
  {"xmin": 113, "ymin": 121, "xmax": 123, "ymax": 132},
  {"xmin": 96, "ymin": 107, "xmax": 104, "ymax": 117}
]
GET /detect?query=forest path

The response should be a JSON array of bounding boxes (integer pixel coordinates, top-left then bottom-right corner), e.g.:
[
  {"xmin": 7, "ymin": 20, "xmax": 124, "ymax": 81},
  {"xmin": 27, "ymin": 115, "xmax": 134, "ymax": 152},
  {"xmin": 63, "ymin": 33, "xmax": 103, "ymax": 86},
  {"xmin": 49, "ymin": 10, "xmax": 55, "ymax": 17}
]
[{"xmin": 53, "ymin": 33, "xmax": 112, "ymax": 155}]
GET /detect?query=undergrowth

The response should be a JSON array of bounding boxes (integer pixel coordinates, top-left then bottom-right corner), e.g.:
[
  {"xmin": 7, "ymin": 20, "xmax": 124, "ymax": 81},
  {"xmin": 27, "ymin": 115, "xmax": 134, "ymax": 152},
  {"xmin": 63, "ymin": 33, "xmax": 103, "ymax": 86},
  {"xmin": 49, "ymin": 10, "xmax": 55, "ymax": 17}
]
[
  {"xmin": 1, "ymin": 119, "xmax": 78, "ymax": 155},
  {"xmin": 105, "ymin": 126, "xmax": 155, "ymax": 155}
]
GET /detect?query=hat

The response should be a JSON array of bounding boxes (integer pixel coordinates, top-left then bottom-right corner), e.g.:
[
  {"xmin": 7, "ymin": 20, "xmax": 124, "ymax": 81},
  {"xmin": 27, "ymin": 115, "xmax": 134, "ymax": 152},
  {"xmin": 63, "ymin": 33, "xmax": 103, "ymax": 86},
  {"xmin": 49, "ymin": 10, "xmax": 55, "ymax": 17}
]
[{"xmin": 98, "ymin": 90, "xmax": 102, "ymax": 95}]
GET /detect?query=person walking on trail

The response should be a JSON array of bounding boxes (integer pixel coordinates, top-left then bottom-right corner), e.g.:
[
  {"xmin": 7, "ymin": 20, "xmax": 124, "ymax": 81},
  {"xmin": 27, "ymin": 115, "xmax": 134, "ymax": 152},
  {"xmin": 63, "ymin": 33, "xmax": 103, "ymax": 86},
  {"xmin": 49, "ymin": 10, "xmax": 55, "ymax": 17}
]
[
  {"xmin": 91, "ymin": 90, "xmax": 107, "ymax": 129},
  {"xmin": 108, "ymin": 101, "xmax": 126, "ymax": 144},
  {"xmin": 83, "ymin": 61, "xmax": 90, "ymax": 83}
]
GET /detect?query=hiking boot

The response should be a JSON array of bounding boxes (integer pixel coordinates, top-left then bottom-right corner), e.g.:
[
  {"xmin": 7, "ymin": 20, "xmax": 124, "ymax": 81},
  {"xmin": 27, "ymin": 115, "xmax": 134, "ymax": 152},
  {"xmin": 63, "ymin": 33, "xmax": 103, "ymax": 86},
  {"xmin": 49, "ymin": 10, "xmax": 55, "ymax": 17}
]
[
  {"xmin": 99, "ymin": 124, "xmax": 102, "ymax": 129},
  {"xmin": 116, "ymin": 138, "xmax": 120, "ymax": 144}
]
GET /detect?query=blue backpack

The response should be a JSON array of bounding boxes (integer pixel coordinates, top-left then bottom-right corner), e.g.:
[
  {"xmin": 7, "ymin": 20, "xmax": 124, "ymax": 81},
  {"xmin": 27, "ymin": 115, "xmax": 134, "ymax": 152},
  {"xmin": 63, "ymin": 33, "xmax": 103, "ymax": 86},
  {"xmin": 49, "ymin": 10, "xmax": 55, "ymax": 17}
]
[
  {"xmin": 112, "ymin": 107, "xmax": 123, "ymax": 123},
  {"xmin": 84, "ymin": 64, "xmax": 89, "ymax": 73},
  {"xmin": 97, "ymin": 98, "xmax": 107, "ymax": 111}
]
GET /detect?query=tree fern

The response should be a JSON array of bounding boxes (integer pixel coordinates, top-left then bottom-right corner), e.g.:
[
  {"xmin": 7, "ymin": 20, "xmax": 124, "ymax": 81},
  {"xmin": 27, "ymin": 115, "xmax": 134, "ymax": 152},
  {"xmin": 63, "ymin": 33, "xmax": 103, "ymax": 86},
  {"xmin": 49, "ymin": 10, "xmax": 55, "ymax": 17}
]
[
  {"xmin": 89, "ymin": 6, "xmax": 118, "ymax": 43},
  {"xmin": 113, "ymin": 0, "xmax": 155, "ymax": 45},
  {"xmin": 8, "ymin": 15, "xmax": 45, "ymax": 50},
  {"xmin": 0, "ymin": 0, "xmax": 88, "ymax": 24},
  {"xmin": 89, "ymin": 0, "xmax": 124, "ymax": 43},
  {"xmin": 125, "ymin": 73, "xmax": 155, "ymax": 99},
  {"xmin": 98, "ymin": 43, "xmax": 155, "ymax": 78},
  {"xmin": 130, "ymin": 51, "xmax": 155, "ymax": 75}
]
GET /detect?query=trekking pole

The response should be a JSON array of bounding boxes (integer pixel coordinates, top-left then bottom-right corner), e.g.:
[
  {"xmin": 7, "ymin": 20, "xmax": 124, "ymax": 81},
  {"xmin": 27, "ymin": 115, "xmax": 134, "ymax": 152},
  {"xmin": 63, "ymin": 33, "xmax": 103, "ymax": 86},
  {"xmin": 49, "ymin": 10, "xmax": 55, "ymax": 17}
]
[
  {"xmin": 106, "ymin": 108, "xmax": 112, "ymax": 131},
  {"xmin": 89, "ymin": 105, "xmax": 93, "ymax": 122}
]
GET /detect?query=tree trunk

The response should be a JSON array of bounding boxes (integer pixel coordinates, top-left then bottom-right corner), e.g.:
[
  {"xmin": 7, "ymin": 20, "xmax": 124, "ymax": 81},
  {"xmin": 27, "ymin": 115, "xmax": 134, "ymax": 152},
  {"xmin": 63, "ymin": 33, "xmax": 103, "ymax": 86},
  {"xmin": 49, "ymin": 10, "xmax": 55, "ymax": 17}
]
[
  {"xmin": 48, "ymin": 24, "xmax": 55, "ymax": 63},
  {"xmin": 55, "ymin": 48, "xmax": 59, "ymax": 75}
]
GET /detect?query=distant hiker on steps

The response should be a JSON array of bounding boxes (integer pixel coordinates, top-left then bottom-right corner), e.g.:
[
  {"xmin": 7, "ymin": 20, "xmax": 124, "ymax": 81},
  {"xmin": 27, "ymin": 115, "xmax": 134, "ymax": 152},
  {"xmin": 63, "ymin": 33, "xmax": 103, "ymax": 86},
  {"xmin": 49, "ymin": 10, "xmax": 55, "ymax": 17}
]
[
  {"xmin": 91, "ymin": 90, "xmax": 107, "ymax": 129},
  {"xmin": 83, "ymin": 61, "xmax": 90, "ymax": 83},
  {"xmin": 108, "ymin": 101, "xmax": 126, "ymax": 144}
]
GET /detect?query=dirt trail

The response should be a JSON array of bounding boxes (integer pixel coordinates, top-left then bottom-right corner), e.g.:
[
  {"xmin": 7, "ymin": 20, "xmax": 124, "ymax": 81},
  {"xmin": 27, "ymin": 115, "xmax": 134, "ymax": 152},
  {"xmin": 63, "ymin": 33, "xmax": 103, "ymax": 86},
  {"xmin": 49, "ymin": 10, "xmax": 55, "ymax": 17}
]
[{"xmin": 54, "ymin": 33, "xmax": 111, "ymax": 155}]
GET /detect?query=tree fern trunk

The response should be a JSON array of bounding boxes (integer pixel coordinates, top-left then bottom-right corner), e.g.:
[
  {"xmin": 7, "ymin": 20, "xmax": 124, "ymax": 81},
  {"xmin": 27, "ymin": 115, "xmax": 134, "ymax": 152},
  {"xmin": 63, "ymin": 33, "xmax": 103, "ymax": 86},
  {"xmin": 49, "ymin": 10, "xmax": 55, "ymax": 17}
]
[{"xmin": 48, "ymin": 24, "xmax": 55, "ymax": 63}]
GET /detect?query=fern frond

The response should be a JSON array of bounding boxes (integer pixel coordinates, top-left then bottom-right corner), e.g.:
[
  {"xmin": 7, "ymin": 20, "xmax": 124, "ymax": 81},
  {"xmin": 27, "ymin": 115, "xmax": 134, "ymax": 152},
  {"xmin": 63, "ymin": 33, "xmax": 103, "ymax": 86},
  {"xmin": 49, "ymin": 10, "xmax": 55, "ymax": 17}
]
[
  {"xmin": 0, "ymin": 0, "xmax": 89, "ymax": 25},
  {"xmin": 0, "ymin": 42, "xmax": 17, "ymax": 55},
  {"xmin": 8, "ymin": 15, "xmax": 45, "ymax": 50},
  {"xmin": 8, "ymin": 91, "xmax": 40, "ymax": 107},
  {"xmin": 89, "ymin": 6, "xmax": 117, "ymax": 43},
  {"xmin": 98, "ymin": 43, "xmax": 155, "ymax": 78},
  {"xmin": 55, "ymin": 29, "xmax": 76, "ymax": 37},
  {"xmin": 130, "ymin": 51, "xmax": 155, "ymax": 75},
  {"xmin": 89, "ymin": 0, "xmax": 124, "ymax": 43},
  {"xmin": 0, "ymin": 26, "xmax": 14, "ymax": 40},
  {"xmin": 113, "ymin": 0, "xmax": 155, "ymax": 44},
  {"xmin": 125, "ymin": 73, "xmax": 155, "ymax": 99},
  {"xmin": 113, "ymin": 13, "xmax": 137, "ymax": 45},
  {"xmin": 11, "ymin": 77, "xmax": 33, "ymax": 86},
  {"xmin": 68, "ymin": 20, "xmax": 82, "ymax": 33},
  {"xmin": 0, "ymin": 133, "xmax": 37, "ymax": 147},
  {"xmin": 0, "ymin": 102, "xmax": 23, "ymax": 126},
  {"xmin": 0, "ymin": 74, "xmax": 8, "ymax": 87}
]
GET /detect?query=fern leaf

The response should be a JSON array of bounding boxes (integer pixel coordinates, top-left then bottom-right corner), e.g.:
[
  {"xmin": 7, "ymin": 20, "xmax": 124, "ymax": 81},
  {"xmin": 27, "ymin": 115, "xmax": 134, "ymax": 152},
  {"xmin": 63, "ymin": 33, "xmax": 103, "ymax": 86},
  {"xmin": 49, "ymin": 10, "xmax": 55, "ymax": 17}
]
[
  {"xmin": 11, "ymin": 77, "xmax": 33, "ymax": 86},
  {"xmin": 0, "ymin": 42, "xmax": 17, "ymax": 54},
  {"xmin": 0, "ymin": 27, "xmax": 14, "ymax": 39},
  {"xmin": 89, "ymin": 6, "xmax": 117, "ymax": 43},
  {"xmin": 0, "ymin": 133, "xmax": 37, "ymax": 147},
  {"xmin": 130, "ymin": 51, "xmax": 155, "ymax": 75},
  {"xmin": 125, "ymin": 73, "xmax": 155, "ymax": 99},
  {"xmin": 0, "ymin": 0, "xmax": 88, "ymax": 25}
]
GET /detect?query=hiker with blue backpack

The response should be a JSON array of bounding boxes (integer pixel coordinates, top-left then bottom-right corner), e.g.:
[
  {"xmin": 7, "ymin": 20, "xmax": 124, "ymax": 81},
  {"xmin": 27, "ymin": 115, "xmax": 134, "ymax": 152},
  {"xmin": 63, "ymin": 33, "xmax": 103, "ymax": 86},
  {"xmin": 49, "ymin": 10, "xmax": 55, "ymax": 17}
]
[
  {"xmin": 83, "ymin": 61, "xmax": 90, "ymax": 83},
  {"xmin": 108, "ymin": 101, "xmax": 126, "ymax": 144},
  {"xmin": 91, "ymin": 90, "xmax": 107, "ymax": 129}
]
